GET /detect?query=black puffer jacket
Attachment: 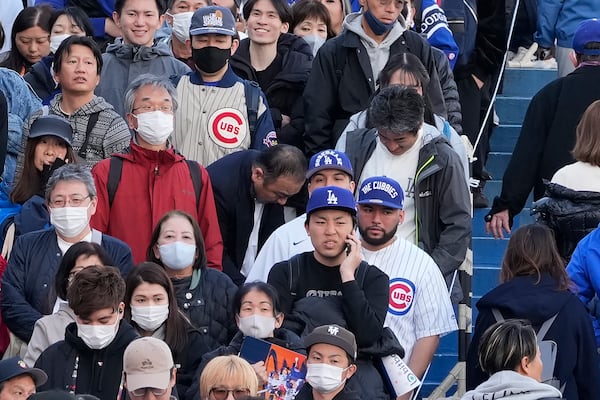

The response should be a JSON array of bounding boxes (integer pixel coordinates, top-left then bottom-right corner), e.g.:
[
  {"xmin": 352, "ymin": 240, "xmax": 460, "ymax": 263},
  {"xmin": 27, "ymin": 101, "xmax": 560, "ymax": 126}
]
[
  {"xmin": 171, "ymin": 268, "xmax": 238, "ymax": 352},
  {"xmin": 35, "ymin": 321, "xmax": 139, "ymax": 398},
  {"xmin": 184, "ymin": 328, "xmax": 304, "ymax": 400},
  {"xmin": 23, "ymin": 56, "xmax": 59, "ymax": 105},
  {"xmin": 231, "ymin": 34, "xmax": 312, "ymax": 151},
  {"xmin": 532, "ymin": 182, "xmax": 600, "ymax": 259}
]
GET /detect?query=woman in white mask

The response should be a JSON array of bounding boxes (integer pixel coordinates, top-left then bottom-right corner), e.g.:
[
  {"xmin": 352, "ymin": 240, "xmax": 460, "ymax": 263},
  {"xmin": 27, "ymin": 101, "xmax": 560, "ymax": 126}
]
[
  {"xmin": 124, "ymin": 261, "xmax": 210, "ymax": 396},
  {"xmin": 148, "ymin": 210, "xmax": 239, "ymax": 352},
  {"xmin": 290, "ymin": 0, "xmax": 334, "ymax": 57},
  {"xmin": 24, "ymin": 7, "xmax": 93, "ymax": 105},
  {"xmin": 297, "ymin": 324, "xmax": 359, "ymax": 400},
  {"xmin": 24, "ymin": 242, "xmax": 112, "ymax": 367},
  {"xmin": 183, "ymin": 282, "xmax": 305, "ymax": 400}
]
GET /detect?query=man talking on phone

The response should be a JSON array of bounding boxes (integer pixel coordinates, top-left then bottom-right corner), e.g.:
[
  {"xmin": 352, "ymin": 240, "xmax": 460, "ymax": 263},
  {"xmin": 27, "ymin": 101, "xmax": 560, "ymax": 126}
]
[{"xmin": 267, "ymin": 186, "xmax": 390, "ymax": 399}]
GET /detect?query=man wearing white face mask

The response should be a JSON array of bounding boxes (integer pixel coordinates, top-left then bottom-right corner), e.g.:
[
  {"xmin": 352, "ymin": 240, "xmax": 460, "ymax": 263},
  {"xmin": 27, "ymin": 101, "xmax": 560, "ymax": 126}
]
[
  {"xmin": 296, "ymin": 324, "xmax": 359, "ymax": 400},
  {"xmin": 34, "ymin": 266, "xmax": 139, "ymax": 399},
  {"xmin": 159, "ymin": 0, "xmax": 208, "ymax": 70},
  {"xmin": 90, "ymin": 74, "xmax": 223, "ymax": 268},
  {"xmin": 1, "ymin": 164, "xmax": 134, "ymax": 346}
]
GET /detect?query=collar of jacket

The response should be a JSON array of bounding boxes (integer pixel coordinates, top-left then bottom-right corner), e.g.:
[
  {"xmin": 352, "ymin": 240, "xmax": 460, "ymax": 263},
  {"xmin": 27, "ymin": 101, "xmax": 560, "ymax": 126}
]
[
  {"xmin": 106, "ymin": 39, "xmax": 172, "ymax": 62},
  {"xmin": 188, "ymin": 65, "xmax": 240, "ymax": 88}
]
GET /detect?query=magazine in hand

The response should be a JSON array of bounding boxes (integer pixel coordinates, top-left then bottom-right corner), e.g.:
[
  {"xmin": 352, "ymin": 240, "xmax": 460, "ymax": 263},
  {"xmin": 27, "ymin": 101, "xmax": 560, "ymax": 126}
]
[{"xmin": 239, "ymin": 336, "xmax": 307, "ymax": 400}]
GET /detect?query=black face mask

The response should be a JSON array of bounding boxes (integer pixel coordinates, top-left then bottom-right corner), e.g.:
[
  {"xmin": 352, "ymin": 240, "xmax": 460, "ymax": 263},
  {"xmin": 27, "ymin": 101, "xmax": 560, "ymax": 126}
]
[{"xmin": 192, "ymin": 46, "xmax": 231, "ymax": 74}]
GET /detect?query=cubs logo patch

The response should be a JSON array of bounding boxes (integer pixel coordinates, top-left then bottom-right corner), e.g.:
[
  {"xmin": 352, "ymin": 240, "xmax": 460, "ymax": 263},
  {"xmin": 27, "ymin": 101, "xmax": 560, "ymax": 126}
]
[
  {"xmin": 208, "ymin": 108, "xmax": 247, "ymax": 148},
  {"xmin": 388, "ymin": 278, "xmax": 415, "ymax": 316}
]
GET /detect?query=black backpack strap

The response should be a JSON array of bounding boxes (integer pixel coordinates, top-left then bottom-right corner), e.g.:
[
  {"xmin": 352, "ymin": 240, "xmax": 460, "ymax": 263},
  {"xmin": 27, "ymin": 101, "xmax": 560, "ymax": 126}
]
[
  {"xmin": 288, "ymin": 254, "xmax": 302, "ymax": 299},
  {"xmin": 77, "ymin": 111, "xmax": 101, "ymax": 159},
  {"xmin": 107, "ymin": 156, "xmax": 124, "ymax": 208},
  {"xmin": 185, "ymin": 160, "xmax": 203, "ymax": 210},
  {"xmin": 243, "ymin": 80, "xmax": 260, "ymax": 136}
]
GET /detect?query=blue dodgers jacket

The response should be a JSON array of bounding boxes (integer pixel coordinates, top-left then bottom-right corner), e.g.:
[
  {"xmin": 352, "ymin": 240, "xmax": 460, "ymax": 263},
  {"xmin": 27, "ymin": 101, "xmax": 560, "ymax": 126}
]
[
  {"xmin": 567, "ymin": 224, "xmax": 600, "ymax": 343},
  {"xmin": 535, "ymin": 0, "xmax": 599, "ymax": 49},
  {"xmin": 1, "ymin": 228, "xmax": 133, "ymax": 342}
]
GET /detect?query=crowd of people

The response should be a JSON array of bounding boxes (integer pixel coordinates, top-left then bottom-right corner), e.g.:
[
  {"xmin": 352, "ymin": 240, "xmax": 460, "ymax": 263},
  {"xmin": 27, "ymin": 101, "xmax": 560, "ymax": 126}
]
[{"xmin": 0, "ymin": 0, "xmax": 599, "ymax": 399}]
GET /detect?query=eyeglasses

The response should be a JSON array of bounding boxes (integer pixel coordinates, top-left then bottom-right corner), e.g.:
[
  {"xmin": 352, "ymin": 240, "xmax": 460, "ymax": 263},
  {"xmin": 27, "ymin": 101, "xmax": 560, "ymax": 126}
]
[
  {"xmin": 130, "ymin": 387, "xmax": 169, "ymax": 397},
  {"xmin": 132, "ymin": 105, "xmax": 173, "ymax": 113},
  {"xmin": 209, "ymin": 388, "xmax": 251, "ymax": 400},
  {"xmin": 49, "ymin": 195, "xmax": 91, "ymax": 208}
]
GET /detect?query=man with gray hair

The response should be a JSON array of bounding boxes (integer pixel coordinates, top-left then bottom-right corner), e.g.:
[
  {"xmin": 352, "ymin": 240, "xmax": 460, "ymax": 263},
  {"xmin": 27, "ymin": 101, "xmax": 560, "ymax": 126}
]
[
  {"xmin": 90, "ymin": 74, "xmax": 223, "ymax": 267},
  {"xmin": 1, "ymin": 163, "xmax": 133, "ymax": 345},
  {"xmin": 339, "ymin": 86, "xmax": 471, "ymax": 303}
]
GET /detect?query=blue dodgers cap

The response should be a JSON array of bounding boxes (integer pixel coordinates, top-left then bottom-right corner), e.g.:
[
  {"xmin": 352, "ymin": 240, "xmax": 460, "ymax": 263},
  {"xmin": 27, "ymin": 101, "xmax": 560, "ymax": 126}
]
[
  {"xmin": 306, "ymin": 150, "xmax": 354, "ymax": 180},
  {"xmin": 29, "ymin": 115, "xmax": 73, "ymax": 146},
  {"xmin": 357, "ymin": 176, "xmax": 404, "ymax": 209},
  {"xmin": 0, "ymin": 357, "xmax": 47, "ymax": 387},
  {"xmin": 190, "ymin": 6, "xmax": 236, "ymax": 36},
  {"xmin": 573, "ymin": 19, "xmax": 600, "ymax": 55},
  {"xmin": 306, "ymin": 186, "xmax": 356, "ymax": 216}
]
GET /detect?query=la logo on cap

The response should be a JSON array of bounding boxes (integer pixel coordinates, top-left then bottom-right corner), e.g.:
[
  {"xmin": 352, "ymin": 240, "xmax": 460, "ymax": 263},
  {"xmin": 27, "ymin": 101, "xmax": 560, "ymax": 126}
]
[
  {"xmin": 203, "ymin": 10, "xmax": 224, "ymax": 27},
  {"xmin": 327, "ymin": 190, "xmax": 338, "ymax": 205},
  {"xmin": 328, "ymin": 325, "xmax": 339, "ymax": 336},
  {"xmin": 315, "ymin": 151, "xmax": 343, "ymax": 167}
]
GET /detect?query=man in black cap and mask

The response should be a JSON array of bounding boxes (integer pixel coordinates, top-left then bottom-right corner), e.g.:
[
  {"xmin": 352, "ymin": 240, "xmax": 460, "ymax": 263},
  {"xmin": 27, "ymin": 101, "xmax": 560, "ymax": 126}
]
[{"xmin": 172, "ymin": 5, "xmax": 277, "ymax": 167}]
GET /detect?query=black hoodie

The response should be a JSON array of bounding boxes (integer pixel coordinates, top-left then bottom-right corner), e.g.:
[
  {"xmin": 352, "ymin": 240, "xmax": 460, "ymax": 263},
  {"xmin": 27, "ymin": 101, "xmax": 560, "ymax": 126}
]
[
  {"xmin": 230, "ymin": 33, "xmax": 312, "ymax": 151},
  {"xmin": 35, "ymin": 321, "xmax": 139, "ymax": 399},
  {"xmin": 466, "ymin": 274, "xmax": 600, "ymax": 400}
]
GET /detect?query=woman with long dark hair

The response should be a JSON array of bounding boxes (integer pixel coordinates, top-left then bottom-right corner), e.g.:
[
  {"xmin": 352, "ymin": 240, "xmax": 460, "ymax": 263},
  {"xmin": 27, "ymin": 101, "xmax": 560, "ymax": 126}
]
[
  {"xmin": 0, "ymin": 6, "xmax": 52, "ymax": 75},
  {"xmin": 124, "ymin": 262, "xmax": 210, "ymax": 395},
  {"xmin": 467, "ymin": 224, "xmax": 600, "ymax": 399}
]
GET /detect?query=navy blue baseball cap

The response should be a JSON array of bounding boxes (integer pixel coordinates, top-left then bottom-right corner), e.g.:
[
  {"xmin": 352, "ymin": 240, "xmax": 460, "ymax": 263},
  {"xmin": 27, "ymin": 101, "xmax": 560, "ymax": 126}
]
[
  {"xmin": 573, "ymin": 19, "xmax": 600, "ymax": 55},
  {"xmin": 0, "ymin": 357, "xmax": 47, "ymax": 386},
  {"xmin": 357, "ymin": 176, "xmax": 404, "ymax": 209},
  {"xmin": 306, "ymin": 186, "xmax": 356, "ymax": 216},
  {"xmin": 306, "ymin": 150, "xmax": 354, "ymax": 180},
  {"xmin": 190, "ymin": 6, "xmax": 236, "ymax": 36},
  {"xmin": 29, "ymin": 115, "xmax": 73, "ymax": 146}
]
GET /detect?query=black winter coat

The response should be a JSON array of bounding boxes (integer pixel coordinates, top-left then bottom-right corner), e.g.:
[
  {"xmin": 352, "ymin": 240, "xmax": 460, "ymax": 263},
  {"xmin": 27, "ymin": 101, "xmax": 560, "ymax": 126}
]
[
  {"xmin": 231, "ymin": 34, "xmax": 312, "ymax": 151},
  {"xmin": 170, "ymin": 268, "xmax": 238, "ymax": 352},
  {"xmin": 23, "ymin": 56, "xmax": 59, "ymax": 105},
  {"xmin": 303, "ymin": 27, "xmax": 445, "ymax": 155},
  {"xmin": 35, "ymin": 321, "xmax": 139, "ymax": 399}
]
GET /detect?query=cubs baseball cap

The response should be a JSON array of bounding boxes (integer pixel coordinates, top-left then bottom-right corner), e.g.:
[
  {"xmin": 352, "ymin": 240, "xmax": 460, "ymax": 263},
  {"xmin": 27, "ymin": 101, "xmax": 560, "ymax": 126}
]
[
  {"xmin": 0, "ymin": 357, "xmax": 47, "ymax": 387},
  {"xmin": 357, "ymin": 176, "xmax": 404, "ymax": 209},
  {"xmin": 573, "ymin": 19, "xmax": 600, "ymax": 55},
  {"xmin": 304, "ymin": 325, "xmax": 357, "ymax": 362},
  {"xmin": 190, "ymin": 6, "xmax": 236, "ymax": 36},
  {"xmin": 306, "ymin": 150, "xmax": 354, "ymax": 180},
  {"xmin": 123, "ymin": 338, "xmax": 174, "ymax": 392},
  {"xmin": 306, "ymin": 186, "xmax": 356, "ymax": 216},
  {"xmin": 29, "ymin": 115, "xmax": 73, "ymax": 146}
]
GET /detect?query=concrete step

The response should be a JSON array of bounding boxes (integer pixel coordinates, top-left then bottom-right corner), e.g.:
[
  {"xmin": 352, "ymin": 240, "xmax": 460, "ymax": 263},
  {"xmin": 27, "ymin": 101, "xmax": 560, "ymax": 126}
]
[
  {"xmin": 495, "ymin": 96, "xmax": 531, "ymax": 125},
  {"xmin": 490, "ymin": 124, "xmax": 520, "ymax": 153},
  {"xmin": 502, "ymin": 67, "xmax": 557, "ymax": 97}
]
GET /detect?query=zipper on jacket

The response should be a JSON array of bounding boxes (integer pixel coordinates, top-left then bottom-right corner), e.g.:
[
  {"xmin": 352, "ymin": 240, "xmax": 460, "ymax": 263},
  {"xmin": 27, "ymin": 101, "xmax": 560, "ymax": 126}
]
[{"xmin": 413, "ymin": 154, "xmax": 435, "ymax": 245}]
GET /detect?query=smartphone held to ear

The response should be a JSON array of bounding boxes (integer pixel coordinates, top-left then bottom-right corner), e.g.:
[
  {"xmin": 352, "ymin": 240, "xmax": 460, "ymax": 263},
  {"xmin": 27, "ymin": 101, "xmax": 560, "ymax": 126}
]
[{"xmin": 345, "ymin": 243, "xmax": 352, "ymax": 256}]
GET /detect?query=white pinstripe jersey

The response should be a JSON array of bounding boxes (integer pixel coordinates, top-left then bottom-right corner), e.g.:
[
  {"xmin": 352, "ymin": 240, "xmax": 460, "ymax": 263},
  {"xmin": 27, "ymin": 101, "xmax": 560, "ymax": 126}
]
[
  {"xmin": 173, "ymin": 75, "xmax": 267, "ymax": 165},
  {"xmin": 362, "ymin": 237, "xmax": 457, "ymax": 361}
]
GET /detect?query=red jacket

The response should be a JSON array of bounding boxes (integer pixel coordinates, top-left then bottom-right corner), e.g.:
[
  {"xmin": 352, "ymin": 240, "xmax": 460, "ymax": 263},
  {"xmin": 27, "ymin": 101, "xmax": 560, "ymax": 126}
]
[{"xmin": 91, "ymin": 141, "xmax": 223, "ymax": 268}]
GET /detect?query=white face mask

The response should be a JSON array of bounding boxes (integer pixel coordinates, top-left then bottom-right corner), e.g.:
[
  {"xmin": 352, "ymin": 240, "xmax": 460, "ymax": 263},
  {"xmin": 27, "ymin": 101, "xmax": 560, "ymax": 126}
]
[
  {"xmin": 169, "ymin": 12, "xmax": 193, "ymax": 44},
  {"xmin": 302, "ymin": 35, "xmax": 326, "ymax": 57},
  {"xmin": 50, "ymin": 205, "xmax": 90, "ymax": 238},
  {"xmin": 158, "ymin": 241, "xmax": 196, "ymax": 270},
  {"xmin": 306, "ymin": 363, "xmax": 348, "ymax": 393},
  {"xmin": 133, "ymin": 111, "xmax": 174, "ymax": 145},
  {"xmin": 131, "ymin": 304, "xmax": 169, "ymax": 332},
  {"xmin": 238, "ymin": 314, "xmax": 276, "ymax": 339},
  {"xmin": 76, "ymin": 314, "xmax": 120, "ymax": 350},
  {"xmin": 50, "ymin": 33, "xmax": 71, "ymax": 54}
]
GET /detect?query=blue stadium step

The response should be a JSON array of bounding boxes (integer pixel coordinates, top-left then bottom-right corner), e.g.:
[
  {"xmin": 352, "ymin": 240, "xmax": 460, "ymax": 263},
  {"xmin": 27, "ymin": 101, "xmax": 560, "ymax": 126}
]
[
  {"xmin": 490, "ymin": 124, "xmax": 520, "ymax": 152},
  {"xmin": 501, "ymin": 68, "xmax": 557, "ymax": 97},
  {"xmin": 485, "ymin": 152, "xmax": 511, "ymax": 178},
  {"xmin": 472, "ymin": 208, "xmax": 535, "ymax": 237},
  {"xmin": 482, "ymin": 180, "xmax": 532, "ymax": 205},
  {"xmin": 495, "ymin": 96, "xmax": 530, "ymax": 125}
]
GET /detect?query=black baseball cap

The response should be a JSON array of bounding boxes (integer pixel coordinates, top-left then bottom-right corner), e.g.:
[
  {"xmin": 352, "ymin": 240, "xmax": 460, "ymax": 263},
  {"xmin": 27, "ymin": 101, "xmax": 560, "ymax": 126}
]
[
  {"xmin": 304, "ymin": 325, "xmax": 357, "ymax": 362},
  {"xmin": 29, "ymin": 115, "xmax": 73, "ymax": 147}
]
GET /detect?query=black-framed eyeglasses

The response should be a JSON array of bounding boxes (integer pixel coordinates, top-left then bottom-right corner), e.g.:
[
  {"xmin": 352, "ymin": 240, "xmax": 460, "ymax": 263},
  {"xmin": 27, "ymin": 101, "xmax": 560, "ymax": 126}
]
[
  {"xmin": 209, "ymin": 388, "xmax": 251, "ymax": 400},
  {"xmin": 130, "ymin": 387, "xmax": 168, "ymax": 397}
]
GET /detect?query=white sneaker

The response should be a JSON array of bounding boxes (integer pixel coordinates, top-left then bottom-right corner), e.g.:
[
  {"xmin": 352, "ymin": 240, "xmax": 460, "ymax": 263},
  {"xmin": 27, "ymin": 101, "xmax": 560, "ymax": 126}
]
[{"xmin": 507, "ymin": 43, "xmax": 539, "ymax": 67}]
